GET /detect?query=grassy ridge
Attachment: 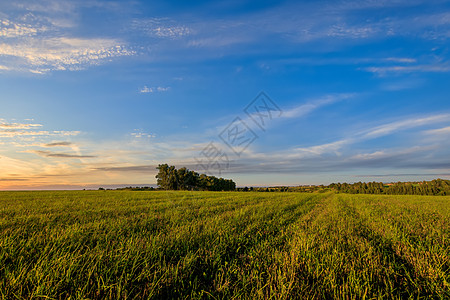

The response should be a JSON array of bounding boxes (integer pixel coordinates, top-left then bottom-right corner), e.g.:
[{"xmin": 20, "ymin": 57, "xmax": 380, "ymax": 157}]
[{"xmin": 0, "ymin": 191, "xmax": 448, "ymax": 299}]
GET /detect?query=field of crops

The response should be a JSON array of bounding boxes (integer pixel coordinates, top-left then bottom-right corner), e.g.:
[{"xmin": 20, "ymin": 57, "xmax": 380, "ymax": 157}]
[{"xmin": 0, "ymin": 191, "xmax": 448, "ymax": 299}]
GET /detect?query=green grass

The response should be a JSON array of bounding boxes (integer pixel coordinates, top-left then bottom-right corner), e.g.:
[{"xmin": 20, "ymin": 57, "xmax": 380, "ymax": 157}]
[{"xmin": 0, "ymin": 191, "xmax": 448, "ymax": 299}]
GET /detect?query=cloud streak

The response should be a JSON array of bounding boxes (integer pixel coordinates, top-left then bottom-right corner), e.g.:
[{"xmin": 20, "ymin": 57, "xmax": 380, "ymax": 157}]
[
  {"xmin": 364, "ymin": 64, "xmax": 450, "ymax": 75},
  {"xmin": 282, "ymin": 94, "xmax": 354, "ymax": 119},
  {"xmin": 92, "ymin": 165, "xmax": 156, "ymax": 172},
  {"xmin": 362, "ymin": 114, "xmax": 450, "ymax": 138},
  {"xmin": 0, "ymin": 121, "xmax": 43, "ymax": 129},
  {"xmin": 28, "ymin": 150, "xmax": 96, "ymax": 158},
  {"xmin": 45, "ymin": 141, "xmax": 73, "ymax": 147},
  {"xmin": 424, "ymin": 126, "xmax": 450, "ymax": 135},
  {"xmin": 140, "ymin": 86, "xmax": 170, "ymax": 93}
]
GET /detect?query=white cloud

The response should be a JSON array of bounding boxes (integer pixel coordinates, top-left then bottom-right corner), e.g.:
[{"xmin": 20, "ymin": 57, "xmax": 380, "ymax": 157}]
[
  {"xmin": 132, "ymin": 18, "xmax": 191, "ymax": 39},
  {"xmin": 424, "ymin": 126, "xmax": 450, "ymax": 135},
  {"xmin": 140, "ymin": 86, "xmax": 153, "ymax": 93},
  {"xmin": 156, "ymin": 86, "xmax": 170, "ymax": 92},
  {"xmin": 187, "ymin": 36, "xmax": 251, "ymax": 48},
  {"xmin": 0, "ymin": 119, "xmax": 80, "ymax": 138},
  {"xmin": 293, "ymin": 139, "xmax": 351, "ymax": 156},
  {"xmin": 0, "ymin": 37, "xmax": 134, "ymax": 73},
  {"xmin": 327, "ymin": 24, "xmax": 378, "ymax": 39},
  {"xmin": 14, "ymin": 0, "xmax": 75, "ymax": 15},
  {"xmin": 0, "ymin": 18, "xmax": 46, "ymax": 38},
  {"xmin": 282, "ymin": 94, "xmax": 354, "ymax": 119},
  {"xmin": 348, "ymin": 144, "xmax": 437, "ymax": 163},
  {"xmin": 0, "ymin": 2, "xmax": 135, "ymax": 74},
  {"xmin": 234, "ymin": 112, "xmax": 450, "ymax": 167},
  {"xmin": 0, "ymin": 130, "xmax": 80, "ymax": 138},
  {"xmin": 0, "ymin": 122, "xmax": 43, "ymax": 129},
  {"xmin": 147, "ymin": 1, "xmax": 450, "ymax": 56},
  {"xmin": 139, "ymin": 86, "xmax": 170, "ymax": 93},
  {"xmin": 364, "ymin": 64, "xmax": 450, "ymax": 75},
  {"xmin": 51, "ymin": 131, "xmax": 80, "ymax": 136},
  {"xmin": 362, "ymin": 114, "xmax": 450, "ymax": 138},
  {"xmin": 385, "ymin": 57, "xmax": 416, "ymax": 63},
  {"xmin": 227, "ymin": 93, "xmax": 355, "ymax": 137},
  {"xmin": 131, "ymin": 130, "xmax": 155, "ymax": 138},
  {"xmin": 351, "ymin": 150, "xmax": 388, "ymax": 161},
  {"xmin": 381, "ymin": 78, "xmax": 425, "ymax": 91},
  {"xmin": 154, "ymin": 25, "xmax": 191, "ymax": 38}
]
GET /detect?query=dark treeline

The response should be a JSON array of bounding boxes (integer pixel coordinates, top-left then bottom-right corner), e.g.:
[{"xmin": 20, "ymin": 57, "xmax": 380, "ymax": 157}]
[
  {"xmin": 156, "ymin": 164, "xmax": 236, "ymax": 191},
  {"xmin": 329, "ymin": 179, "xmax": 450, "ymax": 196},
  {"xmin": 109, "ymin": 174, "xmax": 450, "ymax": 196},
  {"xmin": 240, "ymin": 179, "xmax": 450, "ymax": 196}
]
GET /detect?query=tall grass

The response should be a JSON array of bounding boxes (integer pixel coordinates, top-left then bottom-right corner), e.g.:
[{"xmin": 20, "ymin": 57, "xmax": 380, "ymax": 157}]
[{"xmin": 0, "ymin": 191, "xmax": 448, "ymax": 299}]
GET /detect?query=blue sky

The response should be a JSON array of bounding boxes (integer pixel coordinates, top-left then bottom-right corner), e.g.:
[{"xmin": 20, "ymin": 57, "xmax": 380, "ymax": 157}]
[{"xmin": 1, "ymin": 0, "xmax": 450, "ymax": 189}]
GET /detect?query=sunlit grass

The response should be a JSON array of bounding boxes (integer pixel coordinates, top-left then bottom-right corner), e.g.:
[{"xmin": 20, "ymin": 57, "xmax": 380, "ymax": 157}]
[{"xmin": 0, "ymin": 191, "xmax": 448, "ymax": 299}]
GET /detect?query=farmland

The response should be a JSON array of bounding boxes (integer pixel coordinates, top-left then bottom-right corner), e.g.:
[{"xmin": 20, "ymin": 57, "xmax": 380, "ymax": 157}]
[{"xmin": 0, "ymin": 191, "xmax": 448, "ymax": 299}]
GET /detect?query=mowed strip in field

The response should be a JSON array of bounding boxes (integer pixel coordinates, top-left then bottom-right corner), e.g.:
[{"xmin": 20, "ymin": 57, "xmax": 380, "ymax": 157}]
[{"xmin": 0, "ymin": 191, "xmax": 448, "ymax": 299}]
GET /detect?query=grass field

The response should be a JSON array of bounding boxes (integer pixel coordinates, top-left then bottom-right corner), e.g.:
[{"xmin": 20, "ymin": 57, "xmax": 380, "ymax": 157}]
[{"xmin": 0, "ymin": 191, "xmax": 448, "ymax": 299}]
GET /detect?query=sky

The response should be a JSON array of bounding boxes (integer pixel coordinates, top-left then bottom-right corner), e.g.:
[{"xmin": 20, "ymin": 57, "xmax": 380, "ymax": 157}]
[{"xmin": 1, "ymin": 0, "xmax": 450, "ymax": 189}]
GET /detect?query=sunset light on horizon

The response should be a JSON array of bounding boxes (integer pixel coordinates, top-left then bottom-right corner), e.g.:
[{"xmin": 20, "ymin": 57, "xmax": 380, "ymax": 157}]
[{"xmin": 1, "ymin": 0, "xmax": 450, "ymax": 189}]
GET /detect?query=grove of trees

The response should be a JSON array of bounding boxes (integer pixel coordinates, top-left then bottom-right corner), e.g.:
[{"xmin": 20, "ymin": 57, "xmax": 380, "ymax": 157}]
[
  {"xmin": 238, "ymin": 179, "xmax": 450, "ymax": 196},
  {"xmin": 329, "ymin": 179, "xmax": 450, "ymax": 196},
  {"xmin": 156, "ymin": 164, "xmax": 236, "ymax": 191}
]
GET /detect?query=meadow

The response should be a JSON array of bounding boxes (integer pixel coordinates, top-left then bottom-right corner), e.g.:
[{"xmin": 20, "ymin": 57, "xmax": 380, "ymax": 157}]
[{"xmin": 0, "ymin": 191, "xmax": 448, "ymax": 299}]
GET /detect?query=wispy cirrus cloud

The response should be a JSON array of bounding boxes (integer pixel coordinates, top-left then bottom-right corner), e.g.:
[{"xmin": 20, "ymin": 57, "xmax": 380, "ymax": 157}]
[
  {"xmin": 219, "ymin": 93, "xmax": 355, "ymax": 139},
  {"xmin": 384, "ymin": 57, "xmax": 417, "ymax": 63},
  {"xmin": 179, "ymin": 1, "xmax": 450, "ymax": 51},
  {"xmin": 291, "ymin": 113, "xmax": 450, "ymax": 157},
  {"xmin": 364, "ymin": 64, "xmax": 450, "ymax": 76},
  {"xmin": 424, "ymin": 126, "xmax": 450, "ymax": 135},
  {"xmin": 282, "ymin": 93, "xmax": 354, "ymax": 119},
  {"xmin": 219, "ymin": 111, "xmax": 450, "ymax": 176},
  {"xmin": 3, "ymin": 0, "xmax": 450, "ymax": 75},
  {"xmin": 361, "ymin": 114, "xmax": 450, "ymax": 138}
]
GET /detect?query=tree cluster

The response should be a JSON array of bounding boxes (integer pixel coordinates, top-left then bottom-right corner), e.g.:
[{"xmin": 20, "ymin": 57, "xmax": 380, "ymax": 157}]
[
  {"xmin": 329, "ymin": 179, "xmax": 450, "ymax": 195},
  {"xmin": 155, "ymin": 164, "xmax": 236, "ymax": 191},
  {"xmin": 235, "ymin": 179, "xmax": 450, "ymax": 196}
]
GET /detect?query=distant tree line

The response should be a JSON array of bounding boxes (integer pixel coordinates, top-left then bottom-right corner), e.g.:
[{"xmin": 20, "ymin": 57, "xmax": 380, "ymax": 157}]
[
  {"xmin": 236, "ymin": 186, "xmax": 328, "ymax": 193},
  {"xmin": 116, "ymin": 186, "xmax": 156, "ymax": 191},
  {"xmin": 237, "ymin": 179, "xmax": 450, "ymax": 196},
  {"xmin": 156, "ymin": 164, "xmax": 236, "ymax": 191},
  {"xmin": 105, "ymin": 173, "xmax": 449, "ymax": 196},
  {"xmin": 329, "ymin": 179, "xmax": 450, "ymax": 196}
]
